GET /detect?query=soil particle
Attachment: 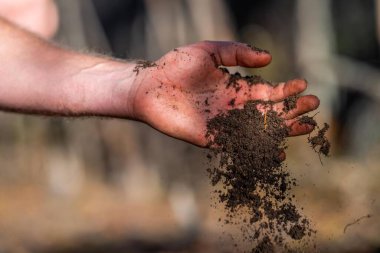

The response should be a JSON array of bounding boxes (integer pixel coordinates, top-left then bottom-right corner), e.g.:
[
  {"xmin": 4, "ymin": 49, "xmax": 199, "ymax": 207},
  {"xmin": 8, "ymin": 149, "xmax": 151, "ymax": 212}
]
[
  {"xmin": 308, "ymin": 123, "xmax": 330, "ymax": 157},
  {"xmin": 206, "ymin": 94, "xmax": 330, "ymax": 251},
  {"xmin": 246, "ymin": 75, "xmax": 275, "ymax": 86},
  {"xmin": 299, "ymin": 115, "xmax": 330, "ymax": 158},
  {"xmin": 205, "ymin": 98, "xmax": 210, "ymax": 106},
  {"xmin": 133, "ymin": 60, "xmax": 157, "ymax": 75},
  {"xmin": 289, "ymin": 224, "xmax": 306, "ymax": 240},
  {"xmin": 219, "ymin": 67, "xmax": 230, "ymax": 74},
  {"xmin": 252, "ymin": 236, "xmax": 274, "ymax": 253},
  {"xmin": 283, "ymin": 95, "xmax": 299, "ymax": 113},
  {"xmin": 206, "ymin": 100, "xmax": 312, "ymax": 251},
  {"xmin": 227, "ymin": 73, "xmax": 276, "ymax": 92},
  {"xmin": 210, "ymin": 53, "xmax": 219, "ymax": 68},
  {"xmin": 246, "ymin": 44, "xmax": 271, "ymax": 54},
  {"xmin": 298, "ymin": 116, "xmax": 317, "ymax": 127},
  {"xmin": 228, "ymin": 98, "xmax": 236, "ymax": 107}
]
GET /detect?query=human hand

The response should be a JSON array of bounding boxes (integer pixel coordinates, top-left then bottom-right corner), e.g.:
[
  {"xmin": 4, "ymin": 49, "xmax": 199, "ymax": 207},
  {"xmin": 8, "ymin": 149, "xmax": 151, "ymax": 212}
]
[{"xmin": 131, "ymin": 41, "xmax": 319, "ymax": 147}]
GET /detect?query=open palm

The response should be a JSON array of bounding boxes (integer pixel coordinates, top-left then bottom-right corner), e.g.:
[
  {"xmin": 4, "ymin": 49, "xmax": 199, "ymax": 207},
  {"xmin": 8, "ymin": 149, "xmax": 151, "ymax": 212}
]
[{"xmin": 133, "ymin": 41, "xmax": 319, "ymax": 147}]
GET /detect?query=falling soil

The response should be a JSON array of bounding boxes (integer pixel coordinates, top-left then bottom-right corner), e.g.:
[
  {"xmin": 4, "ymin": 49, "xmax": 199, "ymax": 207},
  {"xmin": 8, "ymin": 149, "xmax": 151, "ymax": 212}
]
[
  {"xmin": 308, "ymin": 123, "xmax": 330, "ymax": 157},
  {"xmin": 252, "ymin": 236, "xmax": 274, "ymax": 253},
  {"xmin": 298, "ymin": 115, "xmax": 331, "ymax": 158},
  {"xmin": 205, "ymin": 77, "xmax": 330, "ymax": 252}
]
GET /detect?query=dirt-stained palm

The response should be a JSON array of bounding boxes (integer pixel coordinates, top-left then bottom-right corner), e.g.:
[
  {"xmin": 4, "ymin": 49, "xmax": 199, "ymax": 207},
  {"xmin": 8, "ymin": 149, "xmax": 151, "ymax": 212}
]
[{"xmin": 132, "ymin": 41, "xmax": 320, "ymax": 146}]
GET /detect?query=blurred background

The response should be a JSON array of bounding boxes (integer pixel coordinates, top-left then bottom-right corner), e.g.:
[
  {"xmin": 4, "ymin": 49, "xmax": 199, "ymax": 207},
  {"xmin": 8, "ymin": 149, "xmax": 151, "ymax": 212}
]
[{"xmin": 1, "ymin": 0, "xmax": 380, "ymax": 252}]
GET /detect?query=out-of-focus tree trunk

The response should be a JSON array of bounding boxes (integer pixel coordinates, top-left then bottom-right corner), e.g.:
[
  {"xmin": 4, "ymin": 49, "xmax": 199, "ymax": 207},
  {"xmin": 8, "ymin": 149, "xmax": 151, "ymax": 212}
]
[{"xmin": 295, "ymin": 0, "xmax": 337, "ymax": 116}]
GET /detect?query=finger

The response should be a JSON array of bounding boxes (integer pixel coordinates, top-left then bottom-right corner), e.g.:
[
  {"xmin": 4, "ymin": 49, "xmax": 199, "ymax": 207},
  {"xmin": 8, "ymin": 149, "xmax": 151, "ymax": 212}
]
[
  {"xmin": 195, "ymin": 41, "xmax": 272, "ymax": 68},
  {"xmin": 229, "ymin": 79, "xmax": 309, "ymax": 107},
  {"xmin": 286, "ymin": 118, "xmax": 315, "ymax": 136},
  {"xmin": 268, "ymin": 79, "xmax": 308, "ymax": 102},
  {"xmin": 273, "ymin": 95, "xmax": 320, "ymax": 120}
]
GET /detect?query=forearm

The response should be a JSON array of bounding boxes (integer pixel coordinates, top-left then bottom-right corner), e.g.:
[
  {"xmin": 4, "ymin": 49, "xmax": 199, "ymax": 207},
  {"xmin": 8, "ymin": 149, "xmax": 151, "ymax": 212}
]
[{"xmin": 0, "ymin": 17, "xmax": 138, "ymax": 118}]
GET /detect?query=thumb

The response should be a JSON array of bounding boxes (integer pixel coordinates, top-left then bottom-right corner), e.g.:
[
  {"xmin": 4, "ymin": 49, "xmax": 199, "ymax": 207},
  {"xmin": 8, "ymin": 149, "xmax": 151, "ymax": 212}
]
[{"xmin": 193, "ymin": 41, "xmax": 272, "ymax": 68}]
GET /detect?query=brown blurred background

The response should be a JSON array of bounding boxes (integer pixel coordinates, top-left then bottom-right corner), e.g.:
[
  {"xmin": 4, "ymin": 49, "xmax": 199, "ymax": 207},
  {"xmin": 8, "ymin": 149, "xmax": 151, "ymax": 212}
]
[{"xmin": 1, "ymin": 0, "xmax": 380, "ymax": 252}]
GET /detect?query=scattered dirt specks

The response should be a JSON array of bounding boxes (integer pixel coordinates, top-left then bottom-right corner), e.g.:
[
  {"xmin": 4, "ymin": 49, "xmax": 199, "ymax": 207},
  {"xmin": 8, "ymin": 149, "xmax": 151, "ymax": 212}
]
[{"xmin": 133, "ymin": 60, "xmax": 157, "ymax": 75}]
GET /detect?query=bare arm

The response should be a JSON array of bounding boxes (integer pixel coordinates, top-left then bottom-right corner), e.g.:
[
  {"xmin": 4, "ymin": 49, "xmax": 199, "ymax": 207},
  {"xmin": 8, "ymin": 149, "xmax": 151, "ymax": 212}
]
[
  {"xmin": 0, "ymin": 18, "xmax": 319, "ymax": 147},
  {"xmin": 0, "ymin": 17, "xmax": 137, "ymax": 118}
]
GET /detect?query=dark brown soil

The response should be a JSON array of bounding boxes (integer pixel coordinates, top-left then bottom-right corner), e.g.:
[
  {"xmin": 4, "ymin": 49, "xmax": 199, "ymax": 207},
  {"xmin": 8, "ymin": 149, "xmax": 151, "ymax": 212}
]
[
  {"xmin": 246, "ymin": 44, "xmax": 270, "ymax": 54},
  {"xmin": 283, "ymin": 95, "xmax": 299, "ymax": 113},
  {"xmin": 298, "ymin": 115, "xmax": 317, "ymax": 127},
  {"xmin": 133, "ymin": 60, "xmax": 157, "ymax": 75},
  {"xmin": 252, "ymin": 236, "xmax": 274, "ymax": 253},
  {"xmin": 299, "ymin": 115, "xmax": 330, "ymax": 157},
  {"xmin": 308, "ymin": 123, "xmax": 330, "ymax": 157},
  {"xmin": 205, "ymin": 82, "xmax": 330, "ymax": 252},
  {"xmin": 227, "ymin": 73, "xmax": 276, "ymax": 92}
]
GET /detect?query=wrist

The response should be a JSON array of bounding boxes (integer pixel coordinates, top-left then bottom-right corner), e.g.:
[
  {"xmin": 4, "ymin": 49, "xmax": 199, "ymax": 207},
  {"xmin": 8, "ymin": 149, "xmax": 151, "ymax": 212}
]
[{"xmin": 64, "ymin": 57, "xmax": 139, "ymax": 119}]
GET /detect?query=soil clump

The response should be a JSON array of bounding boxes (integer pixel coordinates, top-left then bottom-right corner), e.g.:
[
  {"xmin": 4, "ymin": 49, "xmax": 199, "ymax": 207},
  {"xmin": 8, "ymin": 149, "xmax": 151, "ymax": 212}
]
[
  {"xmin": 308, "ymin": 123, "xmax": 330, "ymax": 157},
  {"xmin": 283, "ymin": 95, "xmax": 299, "ymax": 113},
  {"xmin": 298, "ymin": 115, "xmax": 330, "ymax": 158},
  {"xmin": 205, "ymin": 78, "xmax": 330, "ymax": 252}
]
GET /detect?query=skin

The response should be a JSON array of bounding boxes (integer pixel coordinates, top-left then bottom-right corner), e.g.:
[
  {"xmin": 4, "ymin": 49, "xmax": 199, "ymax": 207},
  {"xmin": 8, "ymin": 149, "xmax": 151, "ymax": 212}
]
[
  {"xmin": 0, "ymin": 16, "xmax": 319, "ymax": 148},
  {"xmin": 0, "ymin": 0, "xmax": 58, "ymax": 38},
  {"xmin": 132, "ymin": 41, "xmax": 319, "ymax": 146}
]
